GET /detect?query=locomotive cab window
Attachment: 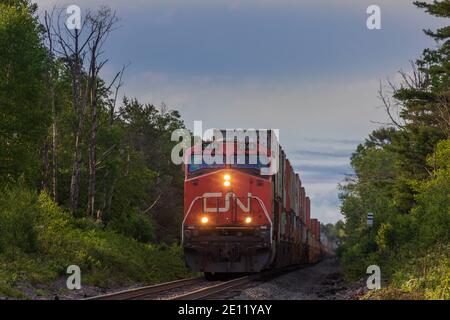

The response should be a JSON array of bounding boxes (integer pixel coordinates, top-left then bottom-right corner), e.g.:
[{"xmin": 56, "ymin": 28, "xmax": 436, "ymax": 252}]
[
  {"xmin": 187, "ymin": 153, "xmax": 270, "ymax": 177},
  {"xmin": 187, "ymin": 154, "xmax": 225, "ymax": 175}
]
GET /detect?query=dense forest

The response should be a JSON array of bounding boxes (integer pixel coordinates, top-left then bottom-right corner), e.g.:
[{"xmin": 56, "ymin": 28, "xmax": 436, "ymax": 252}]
[
  {"xmin": 337, "ymin": 1, "xmax": 449, "ymax": 299},
  {"xmin": 0, "ymin": 0, "xmax": 194, "ymax": 297}
]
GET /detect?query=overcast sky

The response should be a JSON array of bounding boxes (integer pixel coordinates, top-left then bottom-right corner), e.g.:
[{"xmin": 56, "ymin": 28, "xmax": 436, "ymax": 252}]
[{"xmin": 35, "ymin": 0, "xmax": 446, "ymax": 224}]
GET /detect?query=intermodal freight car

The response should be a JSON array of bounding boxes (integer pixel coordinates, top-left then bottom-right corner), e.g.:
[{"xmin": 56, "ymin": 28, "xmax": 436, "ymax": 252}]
[{"xmin": 182, "ymin": 129, "xmax": 325, "ymax": 279}]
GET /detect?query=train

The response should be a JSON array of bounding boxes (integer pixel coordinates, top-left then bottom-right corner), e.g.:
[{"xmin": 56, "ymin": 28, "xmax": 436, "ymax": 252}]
[{"xmin": 182, "ymin": 129, "xmax": 328, "ymax": 279}]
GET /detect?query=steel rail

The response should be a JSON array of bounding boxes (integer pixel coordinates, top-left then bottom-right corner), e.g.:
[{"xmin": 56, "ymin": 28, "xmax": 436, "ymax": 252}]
[
  {"xmin": 86, "ymin": 263, "xmax": 315, "ymax": 300},
  {"xmin": 85, "ymin": 277, "xmax": 203, "ymax": 300},
  {"xmin": 169, "ymin": 263, "xmax": 314, "ymax": 300},
  {"xmin": 168, "ymin": 275, "xmax": 256, "ymax": 300}
]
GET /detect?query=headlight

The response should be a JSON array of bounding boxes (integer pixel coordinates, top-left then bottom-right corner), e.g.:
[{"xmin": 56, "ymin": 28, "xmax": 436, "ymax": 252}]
[
  {"xmin": 223, "ymin": 174, "xmax": 231, "ymax": 187},
  {"xmin": 245, "ymin": 217, "xmax": 252, "ymax": 224},
  {"xmin": 201, "ymin": 216, "xmax": 209, "ymax": 224}
]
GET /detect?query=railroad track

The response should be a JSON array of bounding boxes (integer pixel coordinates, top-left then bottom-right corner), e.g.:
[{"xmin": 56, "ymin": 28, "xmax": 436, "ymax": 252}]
[
  {"xmin": 169, "ymin": 275, "xmax": 257, "ymax": 300},
  {"xmin": 87, "ymin": 264, "xmax": 311, "ymax": 300},
  {"xmin": 85, "ymin": 277, "xmax": 205, "ymax": 300}
]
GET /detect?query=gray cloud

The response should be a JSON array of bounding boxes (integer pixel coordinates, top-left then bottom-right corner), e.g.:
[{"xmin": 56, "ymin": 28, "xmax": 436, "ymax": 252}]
[
  {"xmin": 303, "ymin": 138, "xmax": 362, "ymax": 145},
  {"xmin": 35, "ymin": 0, "xmax": 435, "ymax": 12},
  {"xmin": 292, "ymin": 149, "xmax": 354, "ymax": 158},
  {"xmin": 294, "ymin": 164, "xmax": 352, "ymax": 181},
  {"xmin": 32, "ymin": 0, "xmax": 443, "ymax": 224}
]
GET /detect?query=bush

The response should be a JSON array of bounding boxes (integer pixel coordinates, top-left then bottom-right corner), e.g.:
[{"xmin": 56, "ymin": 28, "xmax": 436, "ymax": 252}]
[
  {"xmin": 107, "ymin": 209, "xmax": 155, "ymax": 243},
  {"xmin": 410, "ymin": 139, "xmax": 450, "ymax": 250},
  {"xmin": 0, "ymin": 187, "xmax": 195, "ymax": 298},
  {"xmin": 365, "ymin": 244, "xmax": 450, "ymax": 300},
  {"xmin": 340, "ymin": 139, "xmax": 450, "ymax": 298},
  {"xmin": 0, "ymin": 185, "xmax": 39, "ymax": 255}
]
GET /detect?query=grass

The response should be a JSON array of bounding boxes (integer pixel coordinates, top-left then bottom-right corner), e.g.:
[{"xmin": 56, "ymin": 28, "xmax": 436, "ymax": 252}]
[
  {"xmin": 0, "ymin": 187, "xmax": 196, "ymax": 299},
  {"xmin": 362, "ymin": 244, "xmax": 450, "ymax": 300}
]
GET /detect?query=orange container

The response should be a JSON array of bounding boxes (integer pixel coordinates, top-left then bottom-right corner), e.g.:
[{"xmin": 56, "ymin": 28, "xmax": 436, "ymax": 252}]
[{"xmin": 306, "ymin": 197, "xmax": 311, "ymax": 228}]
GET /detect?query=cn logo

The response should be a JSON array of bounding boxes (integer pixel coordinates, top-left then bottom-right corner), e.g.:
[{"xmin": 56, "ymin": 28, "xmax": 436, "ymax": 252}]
[{"xmin": 203, "ymin": 192, "xmax": 251, "ymax": 213}]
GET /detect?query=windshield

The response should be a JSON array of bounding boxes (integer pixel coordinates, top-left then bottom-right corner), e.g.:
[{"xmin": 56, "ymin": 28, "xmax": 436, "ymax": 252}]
[
  {"xmin": 231, "ymin": 154, "xmax": 270, "ymax": 169},
  {"xmin": 187, "ymin": 154, "xmax": 270, "ymax": 174},
  {"xmin": 188, "ymin": 154, "xmax": 225, "ymax": 173}
]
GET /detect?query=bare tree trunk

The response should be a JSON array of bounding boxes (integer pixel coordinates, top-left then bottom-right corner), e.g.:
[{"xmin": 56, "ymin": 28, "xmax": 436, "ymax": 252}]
[
  {"xmin": 86, "ymin": 8, "xmax": 119, "ymax": 217},
  {"xmin": 45, "ymin": 11, "xmax": 57, "ymax": 201},
  {"xmin": 51, "ymin": 7, "xmax": 118, "ymax": 215},
  {"xmin": 41, "ymin": 141, "xmax": 49, "ymax": 192},
  {"xmin": 87, "ymin": 78, "xmax": 98, "ymax": 217},
  {"xmin": 71, "ymin": 66, "xmax": 93, "ymax": 215},
  {"xmin": 51, "ymin": 90, "xmax": 58, "ymax": 202},
  {"xmin": 70, "ymin": 112, "xmax": 84, "ymax": 214},
  {"xmin": 69, "ymin": 32, "xmax": 93, "ymax": 215},
  {"xmin": 109, "ymin": 64, "xmax": 127, "ymax": 125},
  {"xmin": 126, "ymin": 150, "xmax": 130, "ymax": 176},
  {"xmin": 69, "ymin": 29, "xmax": 84, "ymax": 215},
  {"xmin": 46, "ymin": 68, "xmax": 58, "ymax": 202},
  {"xmin": 106, "ymin": 178, "xmax": 116, "ymax": 215},
  {"xmin": 48, "ymin": 37, "xmax": 58, "ymax": 202}
]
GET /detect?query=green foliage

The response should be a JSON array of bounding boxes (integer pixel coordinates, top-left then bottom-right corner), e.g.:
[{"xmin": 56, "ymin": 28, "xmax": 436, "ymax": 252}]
[
  {"xmin": 0, "ymin": 184, "xmax": 39, "ymax": 255},
  {"xmin": 0, "ymin": 0, "xmax": 189, "ymax": 247},
  {"xmin": 365, "ymin": 244, "xmax": 450, "ymax": 300},
  {"xmin": 50, "ymin": 89, "xmax": 186, "ymax": 243},
  {"xmin": 0, "ymin": 0, "xmax": 193, "ymax": 298},
  {"xmin": 338, "ymin": 1, "xmax": 450, "ymax": 299},
  {"xmin": 107, "ymin": 209, "xmax": 155, "ymax": 243},
  {"xmin": 112, "ymin": 98, "xmax": 186, "ymax": 243},
  {"xmin": 411, "ymin": 139, "xmax": 450, "ymax": 249},
  {"xmin": 0, "ymin": 1, "xmax": 49, "ymax": 184},
  {"xmin": 320, "ymin": 221, "xmax": 345, "ymax": 252},
  {"xmin": 395, "ymin": 244, "xmax": 450, "ymax": 300},
  {"xmin": 0, "ymin": 186, "xmax": 195, "ymax": 298},
  {"xmin": 321, "ymin": 221, "xmax": 344, "ymax": 242}
]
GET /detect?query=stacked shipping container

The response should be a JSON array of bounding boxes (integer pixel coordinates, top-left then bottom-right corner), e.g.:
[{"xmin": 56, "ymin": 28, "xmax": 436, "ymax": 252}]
[
  {"xmin": 214, "ymin": 129, "xmax": 323, "ymax": 264},
  {"xmin": 311, "ymin": 219, "xmax": 322, "ymax": 241},
  {"xmin": 274, "ymin": 140, "xmax": 322, "ymax": 265}
]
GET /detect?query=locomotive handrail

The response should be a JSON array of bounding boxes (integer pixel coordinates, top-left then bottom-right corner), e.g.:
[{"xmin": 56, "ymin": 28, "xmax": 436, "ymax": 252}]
[
  {"xmin": 181, "ymin": 196, "xmax": 203, "ymax": 244},
  {"xmin": 251, "ymin": 195, "xmax": 273, "ymax": 245},
  {"xmin": 181, "ymin": 194, "xmax": 273, "ymax": 245}
]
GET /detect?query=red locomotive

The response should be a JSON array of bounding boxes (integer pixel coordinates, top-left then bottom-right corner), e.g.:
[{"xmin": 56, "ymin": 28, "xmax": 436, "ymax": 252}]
[{"xmin": 182, "ymin": 130, "xmax": 324, "ymax": 279}]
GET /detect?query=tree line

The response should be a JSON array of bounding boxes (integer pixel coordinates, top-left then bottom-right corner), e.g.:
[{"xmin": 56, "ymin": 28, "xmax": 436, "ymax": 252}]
[
  {"xmin": 0, "ymin": 0, "xmax": 186, "ymax": 243},
  {"xmin": 338, "ymin": 1, "xmax": 449, "ymax": 299}
]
